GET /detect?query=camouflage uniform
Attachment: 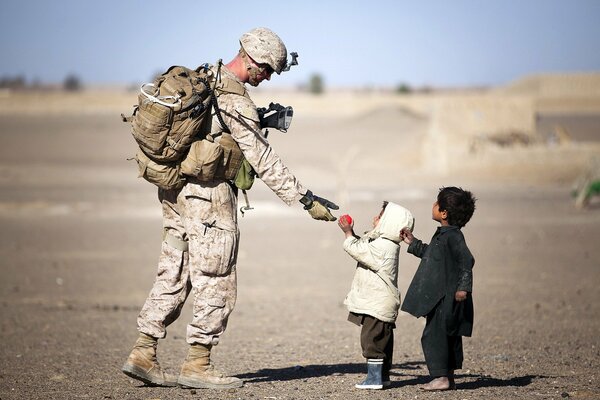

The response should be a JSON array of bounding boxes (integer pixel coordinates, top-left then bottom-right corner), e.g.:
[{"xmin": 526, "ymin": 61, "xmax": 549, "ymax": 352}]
[{"xmin": 137, "ymin": 66, "xmax": 306, "ymax": 346}]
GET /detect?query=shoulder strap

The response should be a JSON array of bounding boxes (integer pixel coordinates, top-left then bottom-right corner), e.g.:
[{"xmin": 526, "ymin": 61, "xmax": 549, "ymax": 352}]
[
  {"xmin": 213, "ymin": 63, "xmax": 248, "ymax": 98},
  {"xmin": 210, "ymin": 61, "xmax": 231, "ymax": 133},
  {"xmin": 216, "ymin": 78, "xmax": 247, "ymax": 97}
]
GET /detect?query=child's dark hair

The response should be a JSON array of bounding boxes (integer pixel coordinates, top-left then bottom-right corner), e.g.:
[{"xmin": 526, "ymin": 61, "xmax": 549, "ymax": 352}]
[{"xmin": 437, "ymin": 187, "xmax": 476, "ymax": 228}]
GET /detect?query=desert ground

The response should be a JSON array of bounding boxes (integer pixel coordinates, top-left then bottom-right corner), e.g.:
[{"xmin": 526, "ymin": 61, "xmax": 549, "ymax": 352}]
[{"xmin": 0, "ymin": 76, "xmax": 599, "ymax": 400}]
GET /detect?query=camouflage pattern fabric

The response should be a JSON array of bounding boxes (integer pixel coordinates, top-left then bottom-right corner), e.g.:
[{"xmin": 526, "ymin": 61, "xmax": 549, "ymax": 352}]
[
  {"xmin": 215, "ymin": 66, "xmax": 306, "ymax": 205},
  {"xmin": 239, "ymin": 27, "xmax": 287, "ymax": 74},
  {"xmin": 137, "ymin": 65, "xmax": 305, "ymax": 346},
  {"xmin": 138, "ymin": 182, "xmax": 238, "ymax": 345}
]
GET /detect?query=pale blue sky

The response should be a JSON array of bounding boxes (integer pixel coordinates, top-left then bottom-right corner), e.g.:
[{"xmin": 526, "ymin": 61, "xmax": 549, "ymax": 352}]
[{"xmin": 1, "ymin": 0, "xmax": 599, "ymax": 88}]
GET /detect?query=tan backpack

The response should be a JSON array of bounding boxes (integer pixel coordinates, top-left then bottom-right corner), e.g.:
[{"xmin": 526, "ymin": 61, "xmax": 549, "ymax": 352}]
[
  {"xmin": 126, "ymin": 63, "xmax": 217, "ymax": 158},
  {"xmin": 123, "ymin": 61, "xmax": 255, "ymax": 191},
  {"xmin": 123, "ymin": 62, "xmax": 223, "ymax": 189}
]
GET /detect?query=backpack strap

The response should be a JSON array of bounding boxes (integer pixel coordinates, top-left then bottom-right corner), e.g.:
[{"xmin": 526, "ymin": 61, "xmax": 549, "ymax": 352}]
[
  {"xmin": 210, "ymin": 64, "xmax": 230, "ymax": 134},
  {"xmin": 215, "ymin": 76, "xmax": 247, "ymax": 97}
]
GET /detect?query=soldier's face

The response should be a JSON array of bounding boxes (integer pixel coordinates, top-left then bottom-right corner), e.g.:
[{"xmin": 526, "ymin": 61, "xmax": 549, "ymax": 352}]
[
  {"xmin": 257, "ymin": 64, "xmax": 273, "ymax": 82},
  {"xmin": 248, "ymin": 57, "xmax": 274, "ymax": 86}
]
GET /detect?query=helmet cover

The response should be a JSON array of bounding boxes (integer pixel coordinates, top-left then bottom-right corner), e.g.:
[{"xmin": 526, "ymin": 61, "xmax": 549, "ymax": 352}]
[{"xmin": 240, "ymin": 27, "xmax": 287, "ymax": 74}]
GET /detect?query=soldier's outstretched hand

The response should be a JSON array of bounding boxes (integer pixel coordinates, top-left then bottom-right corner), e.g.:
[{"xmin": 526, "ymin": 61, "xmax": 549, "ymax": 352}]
[{"xmin": 300, "ymin": 190, "xmax": 339, "ymax": 221}]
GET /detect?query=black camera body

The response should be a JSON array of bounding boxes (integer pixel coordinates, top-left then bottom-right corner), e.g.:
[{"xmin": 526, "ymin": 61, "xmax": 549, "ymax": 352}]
[{"xmin": 257, "ymin": 103, "xmax": 293, "ymax": 133}]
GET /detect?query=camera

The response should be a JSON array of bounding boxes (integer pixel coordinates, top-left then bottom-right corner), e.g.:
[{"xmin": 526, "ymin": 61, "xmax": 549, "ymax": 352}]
[{"xmin": 257, "ymin": 103, "xmax": 293, "ymax": 133}]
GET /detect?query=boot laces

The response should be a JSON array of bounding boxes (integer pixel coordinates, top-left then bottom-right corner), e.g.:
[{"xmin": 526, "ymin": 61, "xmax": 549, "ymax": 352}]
[{"xmin": 205, "ymin": 363, "xmax": 225, "ymax": 378}]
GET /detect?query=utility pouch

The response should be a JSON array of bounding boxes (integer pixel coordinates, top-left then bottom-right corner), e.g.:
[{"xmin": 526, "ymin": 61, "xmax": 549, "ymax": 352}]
[
  {"xmin": 131, "ymin": 96, "xmax": 172, "ymax": 155},
  {"xmin": 195, "ymin": 227, "xmax": 237, "ymax": 276},
  {"xmin": 134, "ymin": 150, "xmax": 185, "ymax": 190},
  {"xmin": 217, "ymin": 133, "xmax": 244, "ymax": 180},
  {"xmin": 180, "ymin": 139, "xmax": 224, "ymax": 181},
  {"xmin": 233, "ymin": 159, "xmax": 255, "ymax": 190}
]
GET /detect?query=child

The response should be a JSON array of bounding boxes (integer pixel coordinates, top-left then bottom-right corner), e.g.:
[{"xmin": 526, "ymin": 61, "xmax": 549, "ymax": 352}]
[
  {"xmin": 338, "ymin": 201, "xmax": 414, "ymax": 390},
  {"xmin": 399, "ymin": 186, "xmax": 476, "ymax": 391}
]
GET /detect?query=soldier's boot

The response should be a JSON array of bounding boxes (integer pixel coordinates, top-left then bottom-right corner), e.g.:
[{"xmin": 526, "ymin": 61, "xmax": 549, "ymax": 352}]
[
  {"xmin": 177, "ymin": 343, "xmax": 243, "ymax": 389},
  {"xmin": 121, "ymin": 333, "xmax": 177, "ymax": 387}
]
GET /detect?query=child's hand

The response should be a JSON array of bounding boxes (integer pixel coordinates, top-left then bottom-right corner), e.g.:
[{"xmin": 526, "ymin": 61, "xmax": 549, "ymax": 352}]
[
  {"xmin": 455, "ymin": 291, "xmax": 468, "ymax": 302},
  {"xmin": 337, "ymin": 215, "xmax": 354, "ymax": 236},
  {"xmin": 399, "ymin": 227, "xmax": 414, "ymax": 244}
]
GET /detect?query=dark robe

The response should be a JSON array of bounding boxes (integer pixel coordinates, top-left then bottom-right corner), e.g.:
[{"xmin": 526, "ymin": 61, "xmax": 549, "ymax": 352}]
[{"xmin": 401, "ymin": 226, "xmax": 475, "ymax": 337}]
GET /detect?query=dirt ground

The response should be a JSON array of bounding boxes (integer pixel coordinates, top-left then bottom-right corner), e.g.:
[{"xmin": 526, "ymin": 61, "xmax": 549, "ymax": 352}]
[{"xmin": 0, "ymin": 90, "xmax": 599, "ymax": 400}]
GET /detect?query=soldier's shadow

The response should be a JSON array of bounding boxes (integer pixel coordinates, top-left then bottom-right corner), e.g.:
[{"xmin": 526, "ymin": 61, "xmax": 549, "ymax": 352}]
[{"xmin": 237, "ymin": 361, "xmax": 544, "ymax": 390}]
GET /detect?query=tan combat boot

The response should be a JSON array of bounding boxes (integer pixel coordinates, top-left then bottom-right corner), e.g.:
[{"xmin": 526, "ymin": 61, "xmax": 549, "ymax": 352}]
[
  {"xmin": 121, "ymin": 333, "xmax": 177, "ymax": 387},
  {"xmin": 177, "ymin": 343, "xmax": 243, "ymax": 389}
]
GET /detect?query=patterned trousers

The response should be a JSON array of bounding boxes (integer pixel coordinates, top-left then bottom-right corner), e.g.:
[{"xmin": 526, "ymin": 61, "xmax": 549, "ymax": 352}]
[{"xmin": 137, "ymin": 179, "xmax": 239, "ymax": 346}]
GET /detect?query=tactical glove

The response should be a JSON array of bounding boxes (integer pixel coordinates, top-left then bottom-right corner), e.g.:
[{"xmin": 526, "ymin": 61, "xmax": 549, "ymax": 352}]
[{"xmin": 299, "ymin": 190, "xmax": 339, "ymax": 221}]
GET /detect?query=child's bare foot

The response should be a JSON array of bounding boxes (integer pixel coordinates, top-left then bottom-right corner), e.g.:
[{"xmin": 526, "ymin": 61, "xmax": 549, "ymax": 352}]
[{"xmin": 420, "ymin": 377, "xmax": 454, "ymax": 391}]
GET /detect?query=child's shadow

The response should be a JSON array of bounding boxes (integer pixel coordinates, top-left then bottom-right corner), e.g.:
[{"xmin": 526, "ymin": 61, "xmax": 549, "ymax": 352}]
[
  {"xmin": 237, "ymin": 360, "xmax": 426, "ymax": 385},
  {"xmin": 456, "ymin": 373, "xmax": 544, "ymax": 390},
  {"xmin": 237, "ymin": 362, "xmax": 369, "ymax": 383},
  {"xmin": 237, "ymin": 361, "xmax": 544, "ymax": 390}
]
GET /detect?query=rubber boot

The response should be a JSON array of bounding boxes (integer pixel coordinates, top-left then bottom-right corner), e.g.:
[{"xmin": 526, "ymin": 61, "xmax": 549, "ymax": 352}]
[
  {"xmin": 121, "ymin": 333, "xmax": 177, "ymax": 386},
  {"xmin": 177, "ymin": 343, "xmax": 243, "ymax": 389},
  {"xmin": 355, "ymin": 359, "xmax": 384, "ymax": 390}
]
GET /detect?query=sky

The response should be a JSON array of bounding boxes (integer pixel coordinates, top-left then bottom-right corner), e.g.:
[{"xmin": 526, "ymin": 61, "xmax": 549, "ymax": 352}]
[{"xmin": 1, "ymin": 0, "xmax": 599, "ymax": 89}]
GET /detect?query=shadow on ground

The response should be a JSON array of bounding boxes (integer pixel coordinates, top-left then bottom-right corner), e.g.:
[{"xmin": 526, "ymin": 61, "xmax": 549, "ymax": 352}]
[
  {"xmin": 237, "ymin": 361, "xmax": 425, "ymax": 383},
  {"xmin": 238, "ymin": 362, "xmax": 544, "ymax": 390},
  {"xmin": 456, "ymin": 374, "xmax": 547, "ymax": 390}
]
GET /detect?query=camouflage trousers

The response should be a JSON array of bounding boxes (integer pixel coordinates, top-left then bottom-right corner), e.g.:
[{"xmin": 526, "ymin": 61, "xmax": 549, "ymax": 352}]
[{"xmin": 137, "ymin": 179, "xmax": 239, "ymax": 346}]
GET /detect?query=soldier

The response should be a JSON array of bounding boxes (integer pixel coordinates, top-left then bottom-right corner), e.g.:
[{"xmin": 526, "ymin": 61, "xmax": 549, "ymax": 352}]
[{"xmin": 121, "ymin": 27, "xmax": 338, "ymax": 390}]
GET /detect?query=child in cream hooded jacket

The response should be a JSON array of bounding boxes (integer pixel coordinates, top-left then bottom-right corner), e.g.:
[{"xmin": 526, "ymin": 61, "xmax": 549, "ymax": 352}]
[
  {"xmin": 341, "ymin": 201, "xmax": 414, "ymax": 322},
  {"xmin": 338, "ymin": 201, "xmax": 414, "ymax": 389}
]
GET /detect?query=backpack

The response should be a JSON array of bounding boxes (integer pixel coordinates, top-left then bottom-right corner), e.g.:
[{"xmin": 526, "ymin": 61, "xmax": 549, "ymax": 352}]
[
  {"xmin": 123, "ymin": 61, "xmax": 255, "ymax": 191},
  {"xmin": 126, "ymin": 64, "xmax": 217, "ymax": 161}
]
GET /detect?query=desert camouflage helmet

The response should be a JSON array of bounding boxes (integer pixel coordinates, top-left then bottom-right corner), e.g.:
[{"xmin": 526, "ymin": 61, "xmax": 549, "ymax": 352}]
[{"xmin": 240, "ymin": 27, "xmax": 287, "ymax": 74}]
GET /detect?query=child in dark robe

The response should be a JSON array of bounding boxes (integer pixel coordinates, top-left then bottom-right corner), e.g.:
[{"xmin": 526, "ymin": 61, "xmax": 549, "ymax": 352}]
[{"xmin": 400, "ymin": 187, "xmax": 476, "ymax": 391}]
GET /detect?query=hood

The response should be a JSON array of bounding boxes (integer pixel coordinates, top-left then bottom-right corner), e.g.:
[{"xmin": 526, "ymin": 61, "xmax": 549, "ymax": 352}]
[{"xmin": 367, "ymin": 202, "xmax": 414, "ymax": 243}]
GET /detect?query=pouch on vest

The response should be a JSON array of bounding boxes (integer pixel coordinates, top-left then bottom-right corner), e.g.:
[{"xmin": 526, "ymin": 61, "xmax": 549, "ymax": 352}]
[
  {"xmin": 180, "ymin": 139, "xmax": 224, "ymax": 181},
  {"xmin": 135, "ymin": 150, "xmax": 185, "ymax": 190},
  {"xmin": 216, "ymin": 133, "xmax": 256, "ymax": 189},
  {"xmin": 216, "ymin": 133, "xmax": 245, "ymax": 180},
  {"xmin": 234, "ymin": 159, "xmax": 255, "ymax": 190}
]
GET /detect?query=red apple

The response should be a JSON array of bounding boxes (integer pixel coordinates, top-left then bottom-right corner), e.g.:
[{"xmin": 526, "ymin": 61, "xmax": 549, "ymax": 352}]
[{"xmin": 341, "ymin": 214, "xmax": 353, "ymax": 225}]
